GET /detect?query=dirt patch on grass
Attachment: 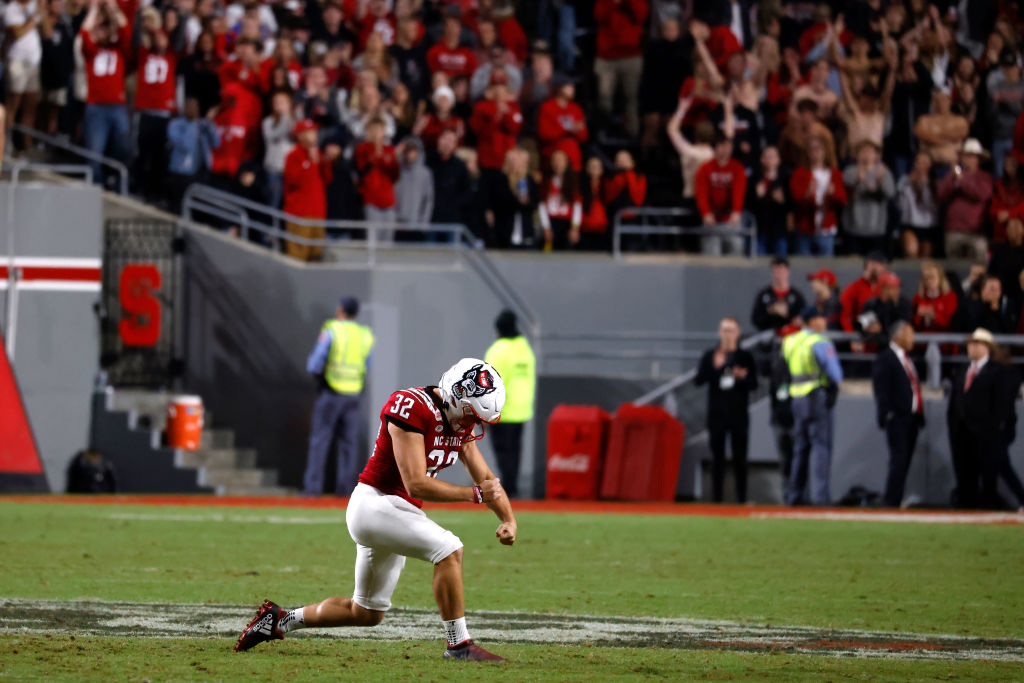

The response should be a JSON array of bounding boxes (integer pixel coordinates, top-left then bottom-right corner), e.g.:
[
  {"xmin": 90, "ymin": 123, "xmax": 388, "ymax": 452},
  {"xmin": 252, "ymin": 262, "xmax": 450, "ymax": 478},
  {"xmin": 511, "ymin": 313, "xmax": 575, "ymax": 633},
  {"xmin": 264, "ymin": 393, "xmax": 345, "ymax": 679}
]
[{"xmin": 2, "ymin": 598, "xmax": 1021, "ymax": 662}]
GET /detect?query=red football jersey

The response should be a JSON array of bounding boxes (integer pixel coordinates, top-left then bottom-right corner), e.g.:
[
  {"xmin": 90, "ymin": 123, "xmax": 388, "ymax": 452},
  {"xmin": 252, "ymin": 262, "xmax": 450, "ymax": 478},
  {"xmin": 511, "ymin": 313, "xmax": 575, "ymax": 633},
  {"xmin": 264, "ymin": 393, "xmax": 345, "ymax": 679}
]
[
  {"xmin": 359, "ymin": 387, "xmax": 467, "ymax": 508},
  {"xmin": 135, "ymin": 49, "xmax": 178, "ymax": 112},
  {"xmin": 81, "ymin": 26, "xmax": 132, "ymax": 105}
]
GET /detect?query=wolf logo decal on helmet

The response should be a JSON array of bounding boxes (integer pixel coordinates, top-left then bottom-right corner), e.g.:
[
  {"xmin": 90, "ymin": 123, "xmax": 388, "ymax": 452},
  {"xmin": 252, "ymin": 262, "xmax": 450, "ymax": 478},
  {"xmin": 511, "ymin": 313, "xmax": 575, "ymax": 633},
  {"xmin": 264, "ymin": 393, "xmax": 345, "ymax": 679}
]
[{"xmin": 452, "ymin": 364, "xmax": 496, "ymax": 400}]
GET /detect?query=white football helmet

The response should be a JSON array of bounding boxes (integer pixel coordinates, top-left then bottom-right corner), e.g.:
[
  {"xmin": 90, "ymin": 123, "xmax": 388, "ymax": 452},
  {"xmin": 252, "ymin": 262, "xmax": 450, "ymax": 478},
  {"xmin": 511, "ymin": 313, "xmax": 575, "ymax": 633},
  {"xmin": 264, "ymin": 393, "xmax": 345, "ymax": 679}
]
[{"xmin": 438, "ymin": 358, "xmax": 505, "ymax": 440}]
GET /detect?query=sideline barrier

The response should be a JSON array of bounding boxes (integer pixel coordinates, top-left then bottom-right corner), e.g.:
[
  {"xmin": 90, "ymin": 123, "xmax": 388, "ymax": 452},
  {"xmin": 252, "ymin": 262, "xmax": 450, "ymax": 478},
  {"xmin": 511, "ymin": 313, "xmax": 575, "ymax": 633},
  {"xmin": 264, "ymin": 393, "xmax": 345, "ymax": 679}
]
[
  {"xmin": 545, "ymin": 405, "xmax": 610, "ymax": 500},
  {"xmin": 600, "ymin": 404, "xmax": 685, "ymax": 502}
]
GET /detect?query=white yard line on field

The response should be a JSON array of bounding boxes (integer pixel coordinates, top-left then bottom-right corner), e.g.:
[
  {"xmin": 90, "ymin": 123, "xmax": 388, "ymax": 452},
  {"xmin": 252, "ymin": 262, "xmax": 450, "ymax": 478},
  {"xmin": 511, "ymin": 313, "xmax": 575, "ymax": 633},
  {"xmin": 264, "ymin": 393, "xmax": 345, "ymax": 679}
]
[{"xmin": 1, "ymin": 598, "xmax": 1022, "ymax": 662}]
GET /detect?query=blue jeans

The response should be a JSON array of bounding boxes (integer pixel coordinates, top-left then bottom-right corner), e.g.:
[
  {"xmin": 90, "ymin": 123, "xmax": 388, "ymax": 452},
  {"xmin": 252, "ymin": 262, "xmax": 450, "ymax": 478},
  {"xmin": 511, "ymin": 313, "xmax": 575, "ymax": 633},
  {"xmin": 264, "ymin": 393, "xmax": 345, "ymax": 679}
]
[
  {"xmin": 992, "ymin": 138, "xmax": 1014, "ymax": 179},
  {"xmin": 795, "ymin": 233, "xmax": 835, "ymax": 256},
  {"xmin": 789, "ymin": 389, "xmax": 833, "ymax": 506},
  {"xmin": 538, "ymin": 0, "xmax": 576, "ymax": 72},
  {"xmin": 303, "ymin": 391, "xmax": 363, "ymax": 496},
  {"xmin": 83, "ymin": 104, "xmax": 130, "ymax": 189},
  {"xmin": 758, "ymin": 234, "xmax": 789, "ymax": 257},
  {"xmin": 265, "ymin": 171, "xmax": 283, "ymax": 210}
]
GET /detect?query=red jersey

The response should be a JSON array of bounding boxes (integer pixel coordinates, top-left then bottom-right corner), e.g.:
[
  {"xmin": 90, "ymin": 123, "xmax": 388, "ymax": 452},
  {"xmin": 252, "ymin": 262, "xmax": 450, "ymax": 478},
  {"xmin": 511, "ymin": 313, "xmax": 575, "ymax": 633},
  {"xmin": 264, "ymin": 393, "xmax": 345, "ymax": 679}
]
[
  {"xmin": 81, "ymin": 26, "xmax": 132, "ymax": 105},
  {"xmin": 427, "ymin": 43, "xmax": 478, "ymax": 78},
  {"xmin": 135, "ymin": 49, "xmax": 178, "ymax": 112},
  {"xmin": 359, "ymin": 13, "xmax": 397, "ymax": 49},
  {"xmin": 359, "ymin": 387, "xmax": 468, "ymax": 508}
]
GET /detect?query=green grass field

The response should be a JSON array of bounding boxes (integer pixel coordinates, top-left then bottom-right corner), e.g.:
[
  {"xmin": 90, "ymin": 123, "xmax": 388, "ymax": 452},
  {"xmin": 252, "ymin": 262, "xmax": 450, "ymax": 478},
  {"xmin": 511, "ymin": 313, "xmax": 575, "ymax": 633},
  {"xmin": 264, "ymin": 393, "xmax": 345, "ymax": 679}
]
[{"xmin": 2, "ymin": 499, "xmax": 1023, "ymax": 680}]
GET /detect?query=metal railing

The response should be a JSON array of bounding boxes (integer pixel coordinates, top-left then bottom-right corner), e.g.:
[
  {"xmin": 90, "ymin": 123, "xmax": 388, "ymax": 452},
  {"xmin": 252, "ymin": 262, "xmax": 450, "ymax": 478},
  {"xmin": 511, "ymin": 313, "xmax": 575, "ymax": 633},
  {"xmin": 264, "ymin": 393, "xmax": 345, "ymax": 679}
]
[
  {"xmin": 612, "ymin": 207, "xmax": 757, "ymax": 259},
  {"xmin": 634, "ymin": 329, "xmax": 1024, "ymax": 413},
  {"xmin": 179, "ymin": 183, "xmax": 540, "ymax": 341},
  {"xmin": 10, "ymin": 124, "xmax": 128, "ymax": 195}
]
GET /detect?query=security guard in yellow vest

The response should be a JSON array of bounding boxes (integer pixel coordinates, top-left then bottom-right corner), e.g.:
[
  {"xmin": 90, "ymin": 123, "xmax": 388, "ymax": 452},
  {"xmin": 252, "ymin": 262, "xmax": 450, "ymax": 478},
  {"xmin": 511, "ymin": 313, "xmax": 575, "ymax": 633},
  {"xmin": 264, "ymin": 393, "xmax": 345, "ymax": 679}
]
[
  {"xmin": 302, "ymin": 297, "xmax": 375, "ymax": 496},
  {"xmin": 782, "ymin": 307, "xmax": 843, "ymax": 506},
  {"xmin": 484, "ymin": 310, "xmax": 536, "ymax": 498}
]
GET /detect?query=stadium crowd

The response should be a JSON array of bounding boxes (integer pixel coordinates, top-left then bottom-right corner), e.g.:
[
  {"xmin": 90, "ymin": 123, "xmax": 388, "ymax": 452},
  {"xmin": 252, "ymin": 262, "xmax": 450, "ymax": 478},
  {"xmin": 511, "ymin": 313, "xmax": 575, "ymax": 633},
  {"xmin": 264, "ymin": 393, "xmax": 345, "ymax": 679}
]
[{"xmin": 2, "ymin": 0, "xmax": 1023, "ymax": 258}]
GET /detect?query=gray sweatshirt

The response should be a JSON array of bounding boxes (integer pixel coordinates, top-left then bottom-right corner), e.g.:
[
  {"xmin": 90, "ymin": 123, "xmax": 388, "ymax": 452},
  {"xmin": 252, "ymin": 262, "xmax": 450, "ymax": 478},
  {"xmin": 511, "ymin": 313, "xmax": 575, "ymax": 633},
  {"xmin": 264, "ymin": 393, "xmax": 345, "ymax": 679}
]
[
  {"xmin": 262, "ymin": 114, "xmax": 296, "ymax": 174},
  {"xmin": 394, "ymin": 136, "xmax": 434, "ymax": 225},
  {"xmin": 843, "ymin": 164, "xmax": 896, "ymax": 237}
]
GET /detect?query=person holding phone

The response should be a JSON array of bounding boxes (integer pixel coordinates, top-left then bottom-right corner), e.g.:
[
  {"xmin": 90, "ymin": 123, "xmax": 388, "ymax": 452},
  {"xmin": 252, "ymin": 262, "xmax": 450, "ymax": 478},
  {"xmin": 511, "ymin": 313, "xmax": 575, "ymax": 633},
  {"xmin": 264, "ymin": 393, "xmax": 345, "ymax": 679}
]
[{"xmin": 696, "ymin": 317, "xmax": 758, "ymax": 503}]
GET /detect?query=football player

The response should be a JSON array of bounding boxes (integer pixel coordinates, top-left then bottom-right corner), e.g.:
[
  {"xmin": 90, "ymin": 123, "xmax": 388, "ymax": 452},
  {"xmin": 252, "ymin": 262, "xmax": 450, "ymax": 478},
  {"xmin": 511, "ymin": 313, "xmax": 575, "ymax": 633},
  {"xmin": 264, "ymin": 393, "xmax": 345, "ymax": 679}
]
[{"xmin": 235, "ymin": 358, "xmax": 516, "ymax": 662}]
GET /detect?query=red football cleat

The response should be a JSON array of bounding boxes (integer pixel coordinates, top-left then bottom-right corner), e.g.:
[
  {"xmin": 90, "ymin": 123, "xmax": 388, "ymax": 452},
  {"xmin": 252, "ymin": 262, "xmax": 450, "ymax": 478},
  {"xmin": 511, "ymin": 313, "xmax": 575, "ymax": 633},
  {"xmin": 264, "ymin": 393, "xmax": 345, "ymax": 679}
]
[
  {"xmin": 443, "ymin": 640, "xmax": 505, "ymax": 662},
  {"xmin": 234, "ymin": 600, "xmax": 285, "ymax": 652}
]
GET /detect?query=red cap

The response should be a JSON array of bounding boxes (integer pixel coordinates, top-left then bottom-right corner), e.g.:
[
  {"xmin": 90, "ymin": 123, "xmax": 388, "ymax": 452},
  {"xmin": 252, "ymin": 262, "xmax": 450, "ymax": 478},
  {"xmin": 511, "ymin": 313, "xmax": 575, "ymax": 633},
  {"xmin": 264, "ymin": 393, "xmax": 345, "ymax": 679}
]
[
  {"xmin": 806, "ymin": 269, "xmax": 837, "ymax": 288},
  {"xmin": 292, "ymin": 119, "xmax": 318, "ymax": 137},
  {"xmin": 878, "ymin": 272, "xmax": 901, "ymax": 288}
]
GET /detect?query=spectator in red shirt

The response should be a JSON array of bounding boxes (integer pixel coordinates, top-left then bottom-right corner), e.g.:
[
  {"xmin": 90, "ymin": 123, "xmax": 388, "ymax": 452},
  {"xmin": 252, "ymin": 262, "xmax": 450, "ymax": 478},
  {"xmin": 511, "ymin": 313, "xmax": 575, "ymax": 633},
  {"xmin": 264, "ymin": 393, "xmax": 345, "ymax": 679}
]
[
  {"xmin": 414, "ymin": 85, "xmax": 465, "ymax": 155},
  {"xmin": 694, "ymin": 132, "xmax": 748, "ymax": 255},
  {"xmin": 80, "ymin": 0, "xmax": 132, "ymax": 187},
  {"xmin": 912, "ymin": 260, "xmax": 959, "ymax": 333},
  {"xmin": 358, "ymin": 0, "xmax": 396, "ymax": 49},
  {"xmin": 536, "ymin": 76, "xmax": 587, "ymax": 171},
  {"xmin": 283, "ymin": 119, "xmax": 339, "ymax": 261},
  {"xmin": 471, "ymin": 71, "xmax": 522, "ymax": 220},
  {"xmin": 134, "ymin": 22, "xmax": 179, "ymax": 201},
  {"xmin": 604, "ymin": 149, "xmax": 647, "ymax": 225},
  {"xmin": 593, "ymin": 0, "xmax": 648, "ymax": 138},
  {"xmin": 991, "ymin": 154, "xmax": 1024, "ymax": 244},
  {"xmin": 538, "ymin": 149, "xmax": 581, "ymax": 251},
  {"xmin": 840, "ymin": 251, "xmax": 887, "ymax": 336},
  {"xmin": 789, "ymin": 135, "xmax": 846, "ymax": 257},
  {"xmin": 580, "ymin": 156, "xmax": 609, "ymax": 251},
  {"xmin": 355, "ymin": 116, "xmax": 401, "ymax": 234},
  {"xmin": 937, "ymin": 138, "xmax": 994, "ymax": 260},
  {"xmin": 427, "ymin": 9, "xmax": 477, "ymax": 79}
]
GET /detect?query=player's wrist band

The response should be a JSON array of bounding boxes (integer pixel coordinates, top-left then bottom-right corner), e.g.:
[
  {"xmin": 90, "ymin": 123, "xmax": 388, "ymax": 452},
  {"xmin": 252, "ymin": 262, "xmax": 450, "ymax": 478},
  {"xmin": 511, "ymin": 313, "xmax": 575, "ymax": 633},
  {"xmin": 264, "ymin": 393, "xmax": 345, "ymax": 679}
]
[{"xmin": 472, "ymin": 486, "xmax": 483, "ymax": 504}]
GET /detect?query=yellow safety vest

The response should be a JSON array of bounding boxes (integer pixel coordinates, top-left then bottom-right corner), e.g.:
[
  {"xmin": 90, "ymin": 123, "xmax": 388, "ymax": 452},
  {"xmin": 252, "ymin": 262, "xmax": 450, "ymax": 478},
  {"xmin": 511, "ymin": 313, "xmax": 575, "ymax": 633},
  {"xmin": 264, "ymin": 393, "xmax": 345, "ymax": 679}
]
[
  {"xmin": 783, "ymin": 329, "xmax": 828, "ymax": 398},
  {"xmin": 323, "ymin": 319, "xmax": 374, "ymax": 395},
  {"xmin": 484, "ymin": 335, "xmax": 536, "ymax": 423}
]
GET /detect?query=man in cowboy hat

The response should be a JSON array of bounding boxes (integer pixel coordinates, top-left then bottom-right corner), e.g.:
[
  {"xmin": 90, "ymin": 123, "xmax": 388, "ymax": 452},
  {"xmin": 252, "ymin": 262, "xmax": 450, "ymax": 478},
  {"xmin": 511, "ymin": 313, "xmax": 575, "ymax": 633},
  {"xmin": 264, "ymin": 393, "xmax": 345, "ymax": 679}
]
[
  {"xmin": 946, "ymin": 328, "xmax": 1001, "ymax": 508},
  {"xmin": 937, "ymin": 138, "xmax": 994, "ymax": 260}
]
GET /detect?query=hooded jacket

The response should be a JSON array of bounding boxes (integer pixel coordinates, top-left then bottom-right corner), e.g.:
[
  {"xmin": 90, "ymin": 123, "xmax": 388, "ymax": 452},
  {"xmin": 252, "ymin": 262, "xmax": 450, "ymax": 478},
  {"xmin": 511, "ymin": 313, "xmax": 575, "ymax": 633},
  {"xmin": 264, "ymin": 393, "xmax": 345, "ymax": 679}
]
[{"xmin": 394, "ymin": 137, "xmax": 434, "ymax": 225}]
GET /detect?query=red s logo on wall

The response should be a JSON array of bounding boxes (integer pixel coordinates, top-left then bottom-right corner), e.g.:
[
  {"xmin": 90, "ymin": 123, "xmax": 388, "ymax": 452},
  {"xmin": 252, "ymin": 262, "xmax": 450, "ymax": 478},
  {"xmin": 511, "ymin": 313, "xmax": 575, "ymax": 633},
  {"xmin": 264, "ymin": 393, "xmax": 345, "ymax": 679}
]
[{"xmin": 119, "ymin": 264, "xmax": 162, "ymax": 347}]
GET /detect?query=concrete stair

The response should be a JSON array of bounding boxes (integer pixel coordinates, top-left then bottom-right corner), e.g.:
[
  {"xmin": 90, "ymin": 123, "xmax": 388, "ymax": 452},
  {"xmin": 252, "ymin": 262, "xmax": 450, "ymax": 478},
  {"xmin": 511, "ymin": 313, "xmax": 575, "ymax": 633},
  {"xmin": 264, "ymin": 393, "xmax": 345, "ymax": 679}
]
[{"xmin": 102, "ymin": 387, "xmax": 295, "ymax": 497}]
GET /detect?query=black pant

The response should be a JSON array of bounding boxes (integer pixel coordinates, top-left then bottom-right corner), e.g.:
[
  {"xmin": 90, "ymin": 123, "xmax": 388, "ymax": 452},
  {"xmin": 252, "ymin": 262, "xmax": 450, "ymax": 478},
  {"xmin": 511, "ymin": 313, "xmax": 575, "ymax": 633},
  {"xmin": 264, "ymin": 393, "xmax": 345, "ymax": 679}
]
[
  {"xmin": 982, "ymin": 436, "xmax": 1024, "ymax": 509},
  {"xmin": 773, "ymin": 423, "xmax": 797, "ymax": 502},
  {"xmin": 884, "ymin": 415, "xmax": 920, "ymax": 507},
  {"xmin": 709, "ymin": 423, "xmax": 749, "ymax": 503},
  {"xmin": 490, "ymin": 422, "xmax": 524, "ymax": 497},
  {"xmin": 135, "ymin": 112, "xmax": 170, "ymax": 199},
  {"xmin": 950, "ymin": 424, "xmax": 986, "ymax": 508}
]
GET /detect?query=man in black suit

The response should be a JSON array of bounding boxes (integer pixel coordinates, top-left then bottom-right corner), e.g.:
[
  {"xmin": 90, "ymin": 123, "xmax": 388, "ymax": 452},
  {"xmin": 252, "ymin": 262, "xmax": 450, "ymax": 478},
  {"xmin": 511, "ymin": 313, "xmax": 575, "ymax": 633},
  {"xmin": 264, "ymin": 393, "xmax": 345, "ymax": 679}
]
[
  {"xmin": 872, "ymin": 321, "xmax": 925, "ymax": 508},
  {"xmin": 947, "ymin": 328, "xmax": 1003, "ymax": 508},
  {"xmin": 696, "ymin": 317, "xmax": 759, "ymax": 503}
]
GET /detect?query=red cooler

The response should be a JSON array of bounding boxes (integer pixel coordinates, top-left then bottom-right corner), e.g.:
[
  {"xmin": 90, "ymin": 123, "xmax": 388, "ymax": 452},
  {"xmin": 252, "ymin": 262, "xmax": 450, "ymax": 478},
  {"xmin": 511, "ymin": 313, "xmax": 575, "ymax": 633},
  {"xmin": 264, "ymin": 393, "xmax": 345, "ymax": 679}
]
[
  {"xmin": 600, "ymin": 403, "xmax": 685, "ymax": 502},
  {"xmin": 545, "ymin": 405, "xmax": 611, "ymax": 500}
]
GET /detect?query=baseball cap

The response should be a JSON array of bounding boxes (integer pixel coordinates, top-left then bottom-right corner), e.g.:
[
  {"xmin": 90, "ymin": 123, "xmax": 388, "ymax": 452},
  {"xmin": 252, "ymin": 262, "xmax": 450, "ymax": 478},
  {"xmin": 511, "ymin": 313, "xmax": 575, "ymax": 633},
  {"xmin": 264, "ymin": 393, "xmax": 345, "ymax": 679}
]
[
  {"xmin": 292, "ymin": 119, "xmax": 318, "ymax": 137},
  {"xmin": 807, "ymin": 269, "xmax": 837, "ymax": 288},
  {"xmin": 878, "ymin": 272, "xmax": 901, "ymax": 288},
  {"xmin": 801, "ymin": 306, "xmax": 825, "ymax": 321},
  {"xmin": 339, "ymin": 296, "xmax": 360, "ymax": 316},
  {"xmin": 865, "ymin": 250, "xmax": 888, "ymax": 265},
  {"xmin": 770, "ymin": 255, "xmax": 789, "ymax": 267}
]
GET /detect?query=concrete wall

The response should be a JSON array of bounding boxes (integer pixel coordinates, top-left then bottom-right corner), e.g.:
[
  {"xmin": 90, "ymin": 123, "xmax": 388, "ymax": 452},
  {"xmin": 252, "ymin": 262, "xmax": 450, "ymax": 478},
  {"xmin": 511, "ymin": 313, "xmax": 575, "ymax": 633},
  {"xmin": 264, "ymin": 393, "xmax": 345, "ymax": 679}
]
[
  {"xmin": 181, "ymin": 224, "xmax": 997, "ymax": 499},
  {"xmin": 0, "ymin": 182, "xmax": 103, "ymax": 492}
]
